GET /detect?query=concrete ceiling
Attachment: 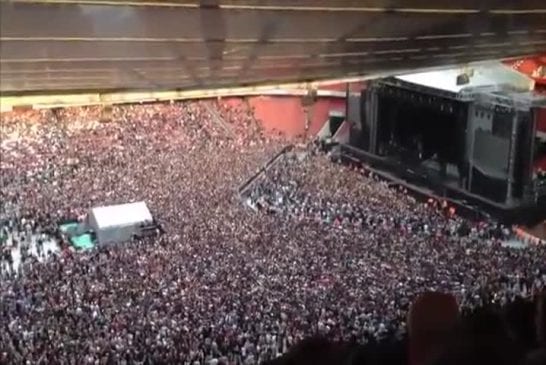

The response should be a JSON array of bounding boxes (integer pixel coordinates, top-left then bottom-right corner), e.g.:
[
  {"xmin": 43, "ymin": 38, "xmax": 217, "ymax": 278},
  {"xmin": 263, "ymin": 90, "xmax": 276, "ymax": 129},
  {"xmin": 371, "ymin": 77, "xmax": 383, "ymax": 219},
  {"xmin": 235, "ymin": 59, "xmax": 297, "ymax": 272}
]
[{"xmin": 1, "ymin": 0, "xmax": 545, "ymax": 95}]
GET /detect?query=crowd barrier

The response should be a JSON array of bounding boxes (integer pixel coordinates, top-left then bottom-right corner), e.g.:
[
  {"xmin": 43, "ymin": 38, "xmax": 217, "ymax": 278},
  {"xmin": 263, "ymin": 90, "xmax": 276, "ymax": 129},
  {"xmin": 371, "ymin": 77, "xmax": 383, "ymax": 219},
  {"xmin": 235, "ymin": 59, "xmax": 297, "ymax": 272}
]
[
  {"xmin": 336, "ymin": 143, "xmax": 488, "ymax": 222},
  {"xmin": 237, "ymin": 145, "xmax": 294, "ymax": 199}
]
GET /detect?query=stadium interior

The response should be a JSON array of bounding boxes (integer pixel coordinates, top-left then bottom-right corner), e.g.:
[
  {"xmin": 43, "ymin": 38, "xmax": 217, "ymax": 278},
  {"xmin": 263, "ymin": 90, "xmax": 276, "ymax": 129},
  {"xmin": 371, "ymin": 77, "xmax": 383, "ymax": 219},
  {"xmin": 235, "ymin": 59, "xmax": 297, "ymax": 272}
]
[{"xmin": 1, "ymin": 1, "xmax": 546, "ymax": 365}]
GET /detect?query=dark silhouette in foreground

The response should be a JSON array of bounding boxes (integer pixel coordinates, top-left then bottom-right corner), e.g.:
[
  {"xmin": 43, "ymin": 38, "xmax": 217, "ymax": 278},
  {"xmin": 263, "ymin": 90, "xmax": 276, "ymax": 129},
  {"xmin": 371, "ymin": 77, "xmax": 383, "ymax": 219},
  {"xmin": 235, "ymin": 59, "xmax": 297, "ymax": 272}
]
[{"xmin": 265, "ymin": 291, "xmax": 546, "ymax": 365}]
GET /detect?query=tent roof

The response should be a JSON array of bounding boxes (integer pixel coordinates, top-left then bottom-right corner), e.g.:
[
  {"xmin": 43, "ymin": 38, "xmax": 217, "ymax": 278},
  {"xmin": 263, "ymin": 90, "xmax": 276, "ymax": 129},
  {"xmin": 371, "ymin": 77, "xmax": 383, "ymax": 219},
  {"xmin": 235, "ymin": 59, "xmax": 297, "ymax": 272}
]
[{"xmin": 91, "ymin": 202, "xmax": 153, "ymax": 229}]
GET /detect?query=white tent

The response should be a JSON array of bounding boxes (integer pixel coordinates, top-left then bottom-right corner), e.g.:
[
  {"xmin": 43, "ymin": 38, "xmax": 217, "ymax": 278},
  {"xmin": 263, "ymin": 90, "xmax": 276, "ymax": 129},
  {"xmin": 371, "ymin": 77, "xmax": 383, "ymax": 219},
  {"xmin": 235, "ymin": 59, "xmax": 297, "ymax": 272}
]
[{"xmin": 88, "ymin": 201, "xmax": 154, "ymax": 245}]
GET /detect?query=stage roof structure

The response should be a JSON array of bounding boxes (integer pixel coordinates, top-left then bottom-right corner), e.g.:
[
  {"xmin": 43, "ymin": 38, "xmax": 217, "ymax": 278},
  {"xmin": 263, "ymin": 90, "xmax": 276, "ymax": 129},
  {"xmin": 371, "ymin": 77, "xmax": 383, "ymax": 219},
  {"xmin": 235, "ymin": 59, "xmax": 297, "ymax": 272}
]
[
  {"xmin": 396, "ymin": 63, "xmax": 534, "ymax": 94},
  {"xmin": 1, "ymin": 0, "xmax": 546, "ymax": 95}
]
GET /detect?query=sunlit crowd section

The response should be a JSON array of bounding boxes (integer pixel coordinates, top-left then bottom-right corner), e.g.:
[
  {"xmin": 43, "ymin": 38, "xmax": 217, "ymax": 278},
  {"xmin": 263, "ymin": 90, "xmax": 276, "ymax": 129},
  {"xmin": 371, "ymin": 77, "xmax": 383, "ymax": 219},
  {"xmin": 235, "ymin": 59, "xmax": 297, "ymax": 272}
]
[{"xmin": 1, "ymin": 101, "xmax": 545, "ymax": 364}]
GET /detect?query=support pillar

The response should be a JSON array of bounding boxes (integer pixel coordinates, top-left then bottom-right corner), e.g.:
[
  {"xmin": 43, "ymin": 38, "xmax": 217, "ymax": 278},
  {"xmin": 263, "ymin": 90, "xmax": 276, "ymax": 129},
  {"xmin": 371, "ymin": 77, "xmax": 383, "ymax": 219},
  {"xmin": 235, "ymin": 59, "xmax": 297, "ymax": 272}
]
[
  {"xmin": 367, "ymin": 87, "xmax": 379, "ymax": 154},
  {"xmin": 506, "ymin": 111, "xmax": 520, "ymax": 204},
  {"xmin": 466, "ymin": 104, "xmax": 477, "ymax": 192}
]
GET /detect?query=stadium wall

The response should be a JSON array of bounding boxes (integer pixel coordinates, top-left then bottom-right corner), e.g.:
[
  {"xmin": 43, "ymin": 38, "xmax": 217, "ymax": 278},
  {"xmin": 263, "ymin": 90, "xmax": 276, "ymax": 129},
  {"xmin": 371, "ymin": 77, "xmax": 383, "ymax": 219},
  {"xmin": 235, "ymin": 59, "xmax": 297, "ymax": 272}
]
[
  {"xmin": 0, "ymin": 79, "xmax": 364, "ymax": 112},
  {"xmin": 245, "ymin": 96, "xmax": 345, "ymax": 137}
]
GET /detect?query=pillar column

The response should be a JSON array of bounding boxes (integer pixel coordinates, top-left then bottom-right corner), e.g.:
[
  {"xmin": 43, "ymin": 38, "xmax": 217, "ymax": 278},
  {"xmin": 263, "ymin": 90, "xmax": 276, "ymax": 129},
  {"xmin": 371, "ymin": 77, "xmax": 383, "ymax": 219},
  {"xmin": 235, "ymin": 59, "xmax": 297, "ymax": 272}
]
[{"xmin": 506, "ymin": 111, "xmax": 520, "ymax": 204}]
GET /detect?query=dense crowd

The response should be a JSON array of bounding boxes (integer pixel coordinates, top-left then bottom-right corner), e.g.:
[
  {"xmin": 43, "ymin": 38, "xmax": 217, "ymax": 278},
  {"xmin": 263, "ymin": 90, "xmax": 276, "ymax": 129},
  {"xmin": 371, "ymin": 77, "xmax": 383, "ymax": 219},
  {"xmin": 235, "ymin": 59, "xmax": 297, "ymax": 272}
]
[
  {"xmin": 246, "ymin": 149, "xmax": 545, "ymax": 298},
  {"xmin": 1, "ymin": 100, "xmax": 545, "ymax": 364}
]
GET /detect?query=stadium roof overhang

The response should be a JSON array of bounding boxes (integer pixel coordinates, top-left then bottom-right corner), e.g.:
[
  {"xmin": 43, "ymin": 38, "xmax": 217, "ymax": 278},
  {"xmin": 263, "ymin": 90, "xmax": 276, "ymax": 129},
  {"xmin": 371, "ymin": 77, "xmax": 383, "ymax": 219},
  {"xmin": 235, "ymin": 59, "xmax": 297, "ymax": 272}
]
[{"xmin": 1, "ymin": 0, "xmax": 546, "ymax": 95}]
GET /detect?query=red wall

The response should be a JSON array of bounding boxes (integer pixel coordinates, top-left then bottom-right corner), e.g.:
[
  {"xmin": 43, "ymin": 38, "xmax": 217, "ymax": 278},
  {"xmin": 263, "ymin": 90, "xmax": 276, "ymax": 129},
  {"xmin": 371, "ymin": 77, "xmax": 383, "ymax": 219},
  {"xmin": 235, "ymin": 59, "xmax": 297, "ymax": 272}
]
[
  {"xmin": 246, "ymin": 96, "xmax": 345, "ymax": 137},
  {"xmin": 505, "ymin": 56, "xmax": 546, "ymax": 87}
]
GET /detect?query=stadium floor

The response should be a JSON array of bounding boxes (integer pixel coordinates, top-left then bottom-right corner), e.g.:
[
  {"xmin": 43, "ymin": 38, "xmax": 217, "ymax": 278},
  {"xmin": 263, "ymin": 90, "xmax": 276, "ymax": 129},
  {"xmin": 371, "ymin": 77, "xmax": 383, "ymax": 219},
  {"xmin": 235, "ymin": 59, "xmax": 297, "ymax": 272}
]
[{"xmin": 4, "ymin": 235, "xmax": 59, "ymax": 275}]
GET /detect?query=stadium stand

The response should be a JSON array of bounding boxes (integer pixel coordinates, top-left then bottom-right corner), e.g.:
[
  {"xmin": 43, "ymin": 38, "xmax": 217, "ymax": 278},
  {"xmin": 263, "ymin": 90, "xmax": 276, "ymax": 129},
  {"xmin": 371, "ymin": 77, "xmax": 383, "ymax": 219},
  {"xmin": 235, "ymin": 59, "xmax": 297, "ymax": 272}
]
[
  {"xmin": 2, "ymin": 2, "xmax": 546, "ymax": 363},
  {"xmin": 1, "ymin": 101, "xmax": 545, "ymax": 364}
]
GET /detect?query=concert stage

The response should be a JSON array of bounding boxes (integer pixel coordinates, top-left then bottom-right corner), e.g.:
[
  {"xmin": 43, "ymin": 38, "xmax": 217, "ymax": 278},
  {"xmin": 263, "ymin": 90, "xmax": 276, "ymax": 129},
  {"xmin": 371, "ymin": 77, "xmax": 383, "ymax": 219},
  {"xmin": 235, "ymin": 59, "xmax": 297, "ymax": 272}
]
[{"xmin": 342, "ymin": 64, "xmax": 546, "ymax": 225}]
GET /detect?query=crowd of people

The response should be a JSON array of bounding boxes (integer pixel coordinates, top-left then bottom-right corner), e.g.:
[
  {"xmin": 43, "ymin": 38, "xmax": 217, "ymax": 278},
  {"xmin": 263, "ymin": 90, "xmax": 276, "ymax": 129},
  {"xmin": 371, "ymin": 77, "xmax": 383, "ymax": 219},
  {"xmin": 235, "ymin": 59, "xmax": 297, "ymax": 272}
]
[{"xmin": 1, "ymin": 99, "xmax": 545, "ymax": 364}]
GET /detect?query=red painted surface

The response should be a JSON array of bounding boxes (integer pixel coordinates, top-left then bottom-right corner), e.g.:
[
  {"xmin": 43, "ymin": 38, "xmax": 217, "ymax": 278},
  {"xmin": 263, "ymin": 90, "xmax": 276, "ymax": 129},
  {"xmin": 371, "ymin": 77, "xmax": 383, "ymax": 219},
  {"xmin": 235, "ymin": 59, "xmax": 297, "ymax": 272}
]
[
  {"xmin": 244, "ymin": 96, "xmax": 304, "ymax": 137},
  {"xmin": 246, "ymin": 96, "xmax": 345, "ymax": 137},
  {"xmin": 309, "ymin": 98, "xmax": 346, "ymax": 134},
  {"xmin": 505, "ymin": 55, "xmax": 546, "ymax": 87}
]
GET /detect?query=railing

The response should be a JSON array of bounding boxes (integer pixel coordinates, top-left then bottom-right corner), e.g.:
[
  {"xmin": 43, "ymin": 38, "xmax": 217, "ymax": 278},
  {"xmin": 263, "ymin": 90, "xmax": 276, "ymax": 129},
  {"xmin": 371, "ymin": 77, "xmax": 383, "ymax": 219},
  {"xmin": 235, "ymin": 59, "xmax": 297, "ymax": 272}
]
[{"xmin": 237, "ymin": 145, "xmax": 294, "ymax": 200}]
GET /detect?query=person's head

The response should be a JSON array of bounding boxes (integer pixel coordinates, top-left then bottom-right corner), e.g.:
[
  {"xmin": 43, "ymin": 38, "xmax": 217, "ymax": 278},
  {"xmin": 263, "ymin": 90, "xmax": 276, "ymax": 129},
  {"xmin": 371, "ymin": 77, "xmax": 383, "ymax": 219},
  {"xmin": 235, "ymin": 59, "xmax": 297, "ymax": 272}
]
[
  {"xmin": 431, "ymin": 304, "xmax": 523, "ymax": 365},
  {"xmin": 536, "ymin": 290, "xmax": 546, "ymax": 347},
  {"xmin": 504, "ymin": 296, "xmax": 536, "ymax": 350},
  {"xmin": 407, "ymin": 292, "xmax": 459, "ymax": 365},
  {"xmin": 522, "ymin": 348, "xmax": 546, "ymax": 365}
]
